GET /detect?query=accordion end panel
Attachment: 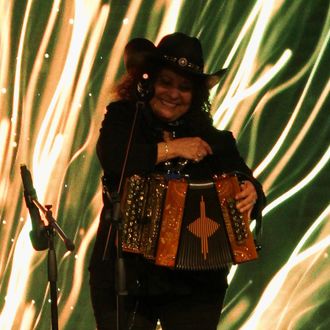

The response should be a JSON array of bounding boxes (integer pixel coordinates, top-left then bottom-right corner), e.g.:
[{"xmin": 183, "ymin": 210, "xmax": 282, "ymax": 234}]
[
  {"xmin": 155, "ymin": 179, "xmax": 188, "ymax": 268},
  {"xmin": 214, "ymin": 174, "xmax": 258, "ymax": 264}
]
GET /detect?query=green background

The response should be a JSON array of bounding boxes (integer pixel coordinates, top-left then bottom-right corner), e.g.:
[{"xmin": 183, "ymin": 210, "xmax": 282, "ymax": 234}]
[{"xmin": 0, "ymin": 0, "xmax": 329, "ymax": 329}]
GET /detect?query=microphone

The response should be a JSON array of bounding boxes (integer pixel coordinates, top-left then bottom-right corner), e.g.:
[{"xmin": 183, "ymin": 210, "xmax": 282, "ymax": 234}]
[
  {"xmin": 136, "ymin": 73, "xmax": 154, "ymax": 101},
  {"xmin": 20, "ymin": 165, "xmax": 48, "ymax": 250}
]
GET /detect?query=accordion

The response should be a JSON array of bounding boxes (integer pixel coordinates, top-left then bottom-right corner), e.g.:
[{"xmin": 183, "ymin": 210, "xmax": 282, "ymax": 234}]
[{"xmin": 120, "ymin": 173, "xmax": 258, "ymax": 270}]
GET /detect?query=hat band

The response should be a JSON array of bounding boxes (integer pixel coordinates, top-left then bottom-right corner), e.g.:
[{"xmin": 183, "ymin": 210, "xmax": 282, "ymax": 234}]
[{"xmin": 162, "ymin": 54, "xmax": 203, "ymax": 73}]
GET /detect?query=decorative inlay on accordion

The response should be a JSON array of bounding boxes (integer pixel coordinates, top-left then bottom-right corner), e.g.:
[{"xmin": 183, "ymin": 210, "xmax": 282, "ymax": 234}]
[{"xmin": 121, "ymin": 173, "xmax": 258, "ymax": 270}]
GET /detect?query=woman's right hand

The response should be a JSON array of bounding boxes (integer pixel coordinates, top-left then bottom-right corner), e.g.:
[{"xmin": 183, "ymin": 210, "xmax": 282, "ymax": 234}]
[{"xmin": 157, "ymin": 137, "xmax": 213, "ymax": 164}]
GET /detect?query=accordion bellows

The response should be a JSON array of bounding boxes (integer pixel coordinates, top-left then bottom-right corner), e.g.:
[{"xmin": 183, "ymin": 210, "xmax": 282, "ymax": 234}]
[{"xmin": 121, "ymin": 173, "xmax": 258, "ymax": 270}]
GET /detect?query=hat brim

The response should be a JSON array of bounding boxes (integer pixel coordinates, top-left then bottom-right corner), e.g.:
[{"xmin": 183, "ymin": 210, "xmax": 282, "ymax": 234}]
[{"xmin": 205, "ymin": 69, "xmax": 227, "ymax": 89}]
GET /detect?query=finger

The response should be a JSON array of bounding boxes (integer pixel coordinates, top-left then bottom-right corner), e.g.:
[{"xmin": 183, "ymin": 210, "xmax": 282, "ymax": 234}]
[
  {"xmin": 236, "ymin": 189, "xmax": 250, "ymax": 200},
  {"xmin": 194, "ymin": 145, "xmax": 212, "ymax": 161},
  {"xmin": 236, "ymin": 183, "xmax": 257, "ymax": 213},
  {"xmin": 236, "ymin": 191, "xmax": 257, "ymax": 202},
  {"xmin": 192, "ymin": 137, "xmax": 211, "ymax": 153},
  {"xmin": 196, "ymin": 149, "xmax": 207, "ymax": 159},
  {"xmin": 237, "ymin": 181, "xmax": 257, "ymax": 198},
  {"xmin": 237, "ymin": 203, "xmax": 254, "ymax": 214},
  {"xmin": 236, "ymin": 198, "xmax": 254, "ymax": 210},
  {"xmin": 200, "ymin": 140, "xmax": 213, "ymax": 155},
  {"xmin": 236, "ymin": 199, "xmax": 256, "ymax": 214}
]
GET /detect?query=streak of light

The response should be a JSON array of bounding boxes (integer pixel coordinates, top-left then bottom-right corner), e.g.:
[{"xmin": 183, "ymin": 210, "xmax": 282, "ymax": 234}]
[
  {"xmin": 154, "ymin": 0, "xmax": 183, "ymax": 42},
  {"xmin": 96, "ymin": 0, "xmax": 142, "ymax": 111},
  {"xmin": 213, "ymin": 0, "xmax": 277, "ymax": 129},
  {"xmin": 12, "ymin": 0, "xmax": 33, "ymax": 164},
  {"xmin": 215, "ymin": 49, "xmax": 292, "ymax": 131},
  {"xmin": 222, "ymin": 0, "xmax": 263, "ymax": 69},
  {"xmin": 253, "ymin": 25, "xmax": 330, "ymax": 178},
  {"xmin": 262, "ymin": 146, "xmax": 330, "ymax": 216},
  {"xmin": 227, "ymin": 264, "xmax": 238, "ymax": 284},
  {"xmin": 287, "ymin": 205, "xmax": 330, "ymax": 261},
  {"xmin": 1, "ymin": 1, "xmax": 108, "ymax": 329},
  {"xmin": 241, "ymin": 206, "xmax": 330, "ymax": 329},
  {"xmin": 0, "ymin": 1, "xmax": 13, "ymax": 96},
  {"xmin": 272, "ymin": 206, "xmax": 330, "ymax": 329},
  {"xmin": 58, "ymin": 212, "xmax": 100, "ymax": 327},
  {"xmin": 0, "ymin": 224, "xmax": 35, "ymax": 330},
  {"xmin": 0, "ymin": 119, "xmax": 10, "ymax": 201},
  {"xmin": 19, "ymin": 301, "xmax": 36, "ymax": 330},
  {"xmin": 33, "ymin": 2, "xmax": 106, "ymax": 198},
  {"xmin": 243, "ymin": 234, "xmax": 330, "ymax": 329},
  {"xmin": 21, "ymin": 0, "xmax": 63, "ymax": 163},
  {"xmin": 222, "ymin": 279, "xmax": 253, "ymax": 313},
  {"xmin": 263, "ymin": 78, "xmax": 330, "ymax": 191}
]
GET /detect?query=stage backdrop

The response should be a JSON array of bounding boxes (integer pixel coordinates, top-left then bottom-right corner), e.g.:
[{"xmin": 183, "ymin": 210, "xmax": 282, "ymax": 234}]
[{"xmin": 0, "ymin": 0, "xmax": 329, "ymax": 329}]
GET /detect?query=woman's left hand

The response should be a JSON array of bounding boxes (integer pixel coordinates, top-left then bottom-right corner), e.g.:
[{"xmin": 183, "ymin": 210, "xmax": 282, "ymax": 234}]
[{"xmin": 235, "ymin": 180, "xmax": 258, "ymax": 215}]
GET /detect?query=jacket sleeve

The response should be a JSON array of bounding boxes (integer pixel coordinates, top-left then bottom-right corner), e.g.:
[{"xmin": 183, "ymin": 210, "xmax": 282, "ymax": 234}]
[{"xmin": 96, "ymin": 101, "xmax": 158, "ymax": 187}]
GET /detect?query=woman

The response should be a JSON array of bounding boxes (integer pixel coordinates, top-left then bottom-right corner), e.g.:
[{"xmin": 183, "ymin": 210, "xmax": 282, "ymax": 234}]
[{"xmin": 89, "ymin": 32, "xmax": 266, "ymax": 330}]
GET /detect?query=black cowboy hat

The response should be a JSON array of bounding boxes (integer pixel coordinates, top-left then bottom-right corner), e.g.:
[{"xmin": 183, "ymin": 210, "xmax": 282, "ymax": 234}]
[{"xmin": 124, "ymin": 32, "xmax": 227, "ymax": 89}]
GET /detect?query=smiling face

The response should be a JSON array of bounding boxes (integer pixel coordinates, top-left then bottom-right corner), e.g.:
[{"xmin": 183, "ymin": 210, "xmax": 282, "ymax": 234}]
[{"xmin": 150, "ymin": 68, "xmax": 193, "ymax": 122}]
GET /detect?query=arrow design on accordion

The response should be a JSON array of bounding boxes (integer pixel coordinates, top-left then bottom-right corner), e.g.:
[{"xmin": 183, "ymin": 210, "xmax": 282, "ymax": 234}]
[{"xmin": 187, "ymin": 196, "xmax": 220, "ymax": 260}]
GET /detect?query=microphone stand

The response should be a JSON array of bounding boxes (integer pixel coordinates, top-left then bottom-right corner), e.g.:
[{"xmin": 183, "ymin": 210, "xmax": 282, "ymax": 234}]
[
  {"xmin": 25, "ymin": 192, "xmax": 75, "ymax": 330},
  {"xmin": 102, "ymin": 100, "xmax": 146, "ymax": 330}
]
